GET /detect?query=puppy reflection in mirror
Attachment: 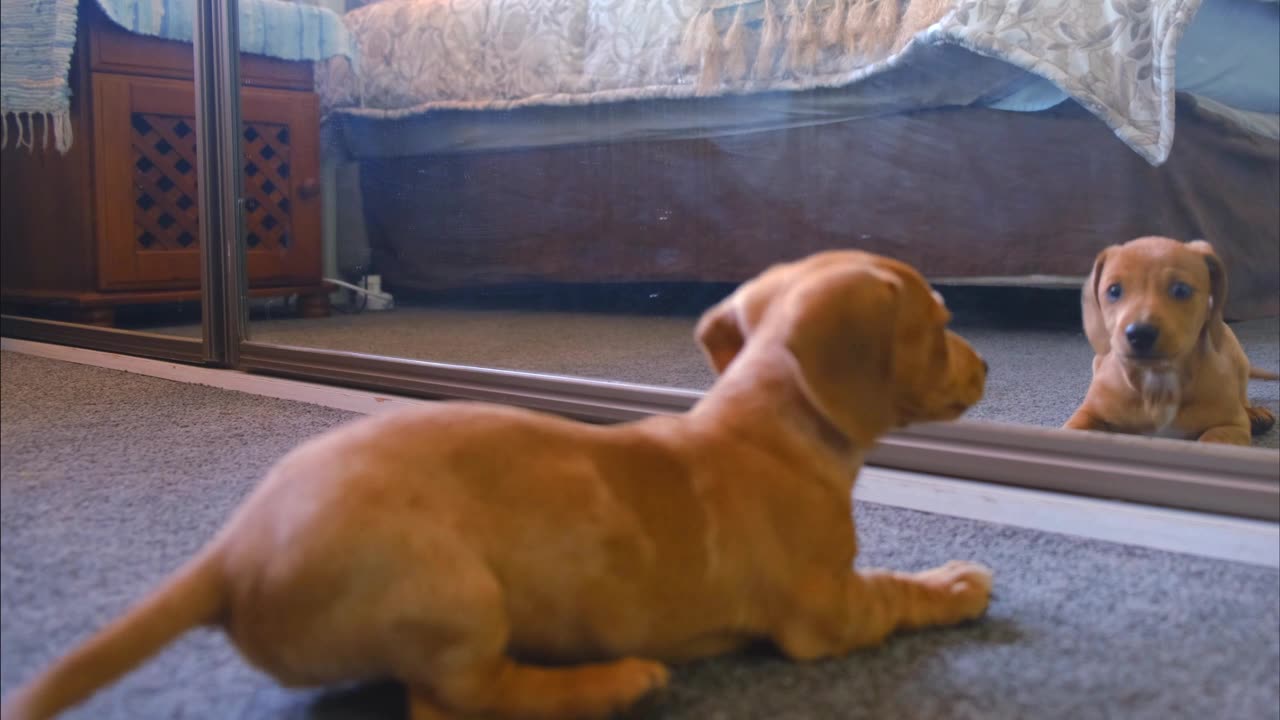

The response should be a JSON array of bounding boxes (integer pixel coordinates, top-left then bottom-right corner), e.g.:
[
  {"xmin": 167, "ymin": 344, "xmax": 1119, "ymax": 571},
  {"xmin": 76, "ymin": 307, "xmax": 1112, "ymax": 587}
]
[{"xmin": 1065, "ymin": 236, "xmax": 1278, "ymax": 445}]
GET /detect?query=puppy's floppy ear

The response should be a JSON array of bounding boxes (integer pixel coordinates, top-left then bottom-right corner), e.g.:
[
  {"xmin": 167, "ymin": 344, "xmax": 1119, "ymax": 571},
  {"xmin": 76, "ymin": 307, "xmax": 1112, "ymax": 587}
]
[
  {"xmin": 696, "ymin": 263, "xmax": 797, "ymax": 374},
  {"xmin": 696, "ymin": 297, "xmax": 746, "ymax": 375},
  {"xmin": 782, "ymin": 266, "xmax": 902, "ymax": 446},
  {"xmin": 1187, "ymin": 239, "xmax": 1228, "ymax": 347},
  {"xmin": 1082, "ymin": 246, "xmax": 1114, "ymax": 356}
]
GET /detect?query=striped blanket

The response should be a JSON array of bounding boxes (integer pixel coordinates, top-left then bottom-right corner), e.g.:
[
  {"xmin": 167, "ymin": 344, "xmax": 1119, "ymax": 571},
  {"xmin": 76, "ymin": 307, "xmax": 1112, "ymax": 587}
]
[{"xmin": 0, "ymin": 0, "xmax": 352, "ymax": 153}]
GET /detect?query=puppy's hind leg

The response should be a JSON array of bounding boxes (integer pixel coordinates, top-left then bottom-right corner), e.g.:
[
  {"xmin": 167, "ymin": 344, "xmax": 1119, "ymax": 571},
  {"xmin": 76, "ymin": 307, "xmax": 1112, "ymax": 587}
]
[
  {"xmin": 390, "ymin": 538, "xmax": 667, "ymax": 720},
  {"xmin": 407, "ymin": 691, "xmax": 457, "ymax": 720},
  {"xmin": 406, "ymin": 657, "xmax": 669, "ymax": 720}
]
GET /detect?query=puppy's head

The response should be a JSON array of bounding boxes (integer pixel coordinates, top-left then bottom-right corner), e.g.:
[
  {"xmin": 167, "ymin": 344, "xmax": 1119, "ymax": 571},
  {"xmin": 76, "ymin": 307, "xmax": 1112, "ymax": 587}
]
[
  {"xmin": 1082, "ymin": 236, "xmax": 1227, "ymax": 363},
  {"xmin": 696, "ymin": 251, "xmax": 987, "ymax": 445}
]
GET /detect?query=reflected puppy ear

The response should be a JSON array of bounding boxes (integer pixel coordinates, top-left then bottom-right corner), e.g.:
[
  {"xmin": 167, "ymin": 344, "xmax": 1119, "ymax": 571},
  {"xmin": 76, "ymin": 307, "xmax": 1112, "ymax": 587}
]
[
  {"xmin": 782, "ymin": 266, "xmax": 902, "ymax": 446},
  {"xmin": 1186, "ymin": 239, "xmax": 1228, "ymax": 348},
  {"xmin": 1082, "ymin": 246, "xmax": 1114, "ymax": 356}
]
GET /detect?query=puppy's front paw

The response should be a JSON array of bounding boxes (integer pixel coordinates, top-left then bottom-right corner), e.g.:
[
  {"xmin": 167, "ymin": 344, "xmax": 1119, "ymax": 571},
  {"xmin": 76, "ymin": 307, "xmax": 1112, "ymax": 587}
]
[
  {"xmin": 916, "ymin": 560, "xmax": 993, "ymax": 622},
  {"xmin": 1248, "ymin": 405, "xmax": 1276, "ymax": 436}
]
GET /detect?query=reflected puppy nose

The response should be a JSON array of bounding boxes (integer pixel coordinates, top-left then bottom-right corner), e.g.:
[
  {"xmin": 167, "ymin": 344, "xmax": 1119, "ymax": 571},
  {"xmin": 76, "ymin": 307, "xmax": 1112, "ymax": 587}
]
[{"xmin": 1124, "ymin": 323, "xmax": 1159, "ymax": 354}]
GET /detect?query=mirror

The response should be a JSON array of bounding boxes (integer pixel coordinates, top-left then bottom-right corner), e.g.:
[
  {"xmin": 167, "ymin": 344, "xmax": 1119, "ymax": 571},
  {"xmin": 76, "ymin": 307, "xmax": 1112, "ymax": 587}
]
[
  {"xmin": 111, "ymin": 0, "xmax": 1280, "ymax": 449},
  {"xmin": 1, "ymin": 2, "xmax": 214, "ymax": 339}
]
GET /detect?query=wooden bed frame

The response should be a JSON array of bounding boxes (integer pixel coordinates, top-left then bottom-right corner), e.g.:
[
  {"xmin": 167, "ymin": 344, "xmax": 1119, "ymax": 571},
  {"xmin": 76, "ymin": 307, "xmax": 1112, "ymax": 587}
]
[{"xmin": 352, "ymin": 97, "xmax": 1279, "ymax": 321}]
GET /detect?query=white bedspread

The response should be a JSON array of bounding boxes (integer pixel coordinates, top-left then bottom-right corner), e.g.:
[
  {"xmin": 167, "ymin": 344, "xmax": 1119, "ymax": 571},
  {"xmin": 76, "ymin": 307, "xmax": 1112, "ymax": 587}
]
[{"xmin": 318, "ymin": 0, "xmax": 1207, "ymax": 165}]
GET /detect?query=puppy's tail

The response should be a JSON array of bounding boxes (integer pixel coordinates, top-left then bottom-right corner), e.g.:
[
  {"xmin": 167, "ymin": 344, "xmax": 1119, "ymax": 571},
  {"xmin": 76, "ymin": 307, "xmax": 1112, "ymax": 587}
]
[
  {"xmin": 0, "ymin": 551, "xmax": 226, "ymax": 720},
  {"xmin": 1249, "ymin": 367, "xmax": 1280, "ymax": 381}
]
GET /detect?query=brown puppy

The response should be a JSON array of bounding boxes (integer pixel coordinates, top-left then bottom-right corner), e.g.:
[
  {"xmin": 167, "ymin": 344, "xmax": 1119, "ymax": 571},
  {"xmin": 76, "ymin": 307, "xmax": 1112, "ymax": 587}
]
[
  {"xmin": 2, "ymin": 251, "xmax": 991, "ymax": 720},
  {"xmin": 1065, "ymin": 236, "xmax": 1277, "ymax": 445}
]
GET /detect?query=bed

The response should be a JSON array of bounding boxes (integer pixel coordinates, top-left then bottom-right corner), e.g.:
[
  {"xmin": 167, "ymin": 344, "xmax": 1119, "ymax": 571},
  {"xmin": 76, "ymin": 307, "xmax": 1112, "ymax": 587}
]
[{"xmin": 319, "ymin": 0, "xmax": 1279, "ymax": 318}]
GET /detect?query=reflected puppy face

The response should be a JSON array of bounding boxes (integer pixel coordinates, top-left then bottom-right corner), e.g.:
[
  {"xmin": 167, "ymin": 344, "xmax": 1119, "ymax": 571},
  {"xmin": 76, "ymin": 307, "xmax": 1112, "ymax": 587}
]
[
  {"xmin": 1083, "ymin": 237, "xmax": 1226, "ymax": 364},
  {"xmin": 696, "ymin": 251, "xmax": 988, "ymax": 442}
]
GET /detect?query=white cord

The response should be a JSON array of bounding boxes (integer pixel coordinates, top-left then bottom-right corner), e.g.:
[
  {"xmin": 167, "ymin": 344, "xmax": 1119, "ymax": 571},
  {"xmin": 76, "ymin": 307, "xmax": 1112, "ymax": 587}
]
[{"xmin": 325, "ymin": 277, "xmax": 394, "ymax": 309}]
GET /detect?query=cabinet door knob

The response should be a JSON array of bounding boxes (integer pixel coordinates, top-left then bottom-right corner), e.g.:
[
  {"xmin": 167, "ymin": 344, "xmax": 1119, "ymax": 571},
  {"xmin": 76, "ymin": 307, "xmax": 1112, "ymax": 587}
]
[{"xmin": 298, "ymin": 178, "xmax": 321, "ymax": 199}]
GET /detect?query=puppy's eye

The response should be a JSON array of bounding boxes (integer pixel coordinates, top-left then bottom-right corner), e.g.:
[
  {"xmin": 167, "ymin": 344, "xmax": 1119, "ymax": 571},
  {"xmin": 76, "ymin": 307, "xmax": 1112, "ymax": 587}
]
[
  {"xmin": 1170, "ymin": 281, "xmax": 1193, "ymax": 301},
  {"xmin": 1106, "ymin": 283, "xmax": 1122, "ymax": 302}
]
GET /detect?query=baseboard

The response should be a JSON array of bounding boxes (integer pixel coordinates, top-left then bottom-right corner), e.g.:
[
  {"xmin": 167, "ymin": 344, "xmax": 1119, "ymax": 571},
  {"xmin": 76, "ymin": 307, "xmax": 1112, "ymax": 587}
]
[
  {"xmin": 856, "ymin": 467, "xmax": 1277, "ymax": 567},
  {"xmin": 2, "ymin": 337, "xmax": 426, "ymax": 414},
  {"xmin": 5, "ymin": 337, "xmax": 1277, "ymax": 568}
]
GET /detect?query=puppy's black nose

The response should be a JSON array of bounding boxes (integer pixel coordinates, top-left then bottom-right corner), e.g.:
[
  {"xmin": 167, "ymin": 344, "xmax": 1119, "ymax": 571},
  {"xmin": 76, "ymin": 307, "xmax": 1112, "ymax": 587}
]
[
  {"xmin": 1125, "ymin": 323, "xmax": 1159, "ymax": 354},
  {"xmin": 981, "ymin": 358, "xmax": 990, "ymax": 375}
]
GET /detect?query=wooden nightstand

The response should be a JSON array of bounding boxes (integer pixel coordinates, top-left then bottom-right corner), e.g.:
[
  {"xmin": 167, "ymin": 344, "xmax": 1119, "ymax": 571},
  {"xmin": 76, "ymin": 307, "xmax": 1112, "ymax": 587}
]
[{"xmin": 1, "ymin": 3, "xmax": 330, "ymax": 326}]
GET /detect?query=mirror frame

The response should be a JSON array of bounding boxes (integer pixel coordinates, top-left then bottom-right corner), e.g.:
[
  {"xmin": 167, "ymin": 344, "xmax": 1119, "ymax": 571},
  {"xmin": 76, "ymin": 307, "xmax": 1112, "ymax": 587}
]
[{"xmin": 235, "ymin": 342, "xmax": 1279, "ymax": 522}]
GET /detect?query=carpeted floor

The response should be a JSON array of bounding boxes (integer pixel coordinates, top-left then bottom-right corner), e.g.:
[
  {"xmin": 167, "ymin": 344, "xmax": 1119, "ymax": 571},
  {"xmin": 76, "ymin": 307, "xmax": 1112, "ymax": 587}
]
[
  {"xmin": 153, "ymin": 302, "xmax": 1280, "ymax": 448},
  {"xmin": 2, "ymin": 351, "xmax": 1278, "ymax": 719}
]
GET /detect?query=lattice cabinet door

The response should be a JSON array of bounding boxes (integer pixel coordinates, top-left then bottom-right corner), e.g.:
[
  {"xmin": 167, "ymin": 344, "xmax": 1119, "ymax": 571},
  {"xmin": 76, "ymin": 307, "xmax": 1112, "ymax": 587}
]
[{"xmin": 92, "ymin": 73, "xmax": 322, "ymax": 290}]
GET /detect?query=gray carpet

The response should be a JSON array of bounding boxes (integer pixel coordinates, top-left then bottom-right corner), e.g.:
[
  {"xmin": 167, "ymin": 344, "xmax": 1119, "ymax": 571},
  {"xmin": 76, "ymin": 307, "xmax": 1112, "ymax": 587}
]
[
  {"xmin": 158, "ymin": 308, "xmax": 1280, "ymax": 448},
  {"xmin": 2, "ymin": 351, "xmax": 1278, "ymax": 720}
]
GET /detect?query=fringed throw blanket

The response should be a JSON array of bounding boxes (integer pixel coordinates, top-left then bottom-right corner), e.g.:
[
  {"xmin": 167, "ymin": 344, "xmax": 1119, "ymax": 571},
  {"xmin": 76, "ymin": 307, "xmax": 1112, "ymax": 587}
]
[
  {"xmin": 1, "ymin": 0, "xmax": 352, "ymax": 153},
  {"xmin": 321, "ymin": 0, "xmax": 1204, "ymax": 165},
  {"xmin": 0, "ymin": 0, "xmax": 78, "ymax": 153}
]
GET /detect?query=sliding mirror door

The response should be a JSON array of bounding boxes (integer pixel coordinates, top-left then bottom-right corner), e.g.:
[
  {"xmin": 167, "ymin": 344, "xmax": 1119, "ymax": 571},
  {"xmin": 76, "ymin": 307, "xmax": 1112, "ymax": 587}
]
[
  {"xmin": 219, "ymin": 0, "xmax": 1275, "ymax": 511},
  {"xmin": 1, "ymin": 0, "xmax": 230, "ymax": 362}
]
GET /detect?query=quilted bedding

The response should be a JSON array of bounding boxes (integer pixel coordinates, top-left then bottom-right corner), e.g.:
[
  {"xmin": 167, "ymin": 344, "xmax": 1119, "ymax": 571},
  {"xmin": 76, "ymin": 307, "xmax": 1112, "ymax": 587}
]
[{"xmin": 318, "ymin": 0, "xmax": 1216, "ymax": 165}]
